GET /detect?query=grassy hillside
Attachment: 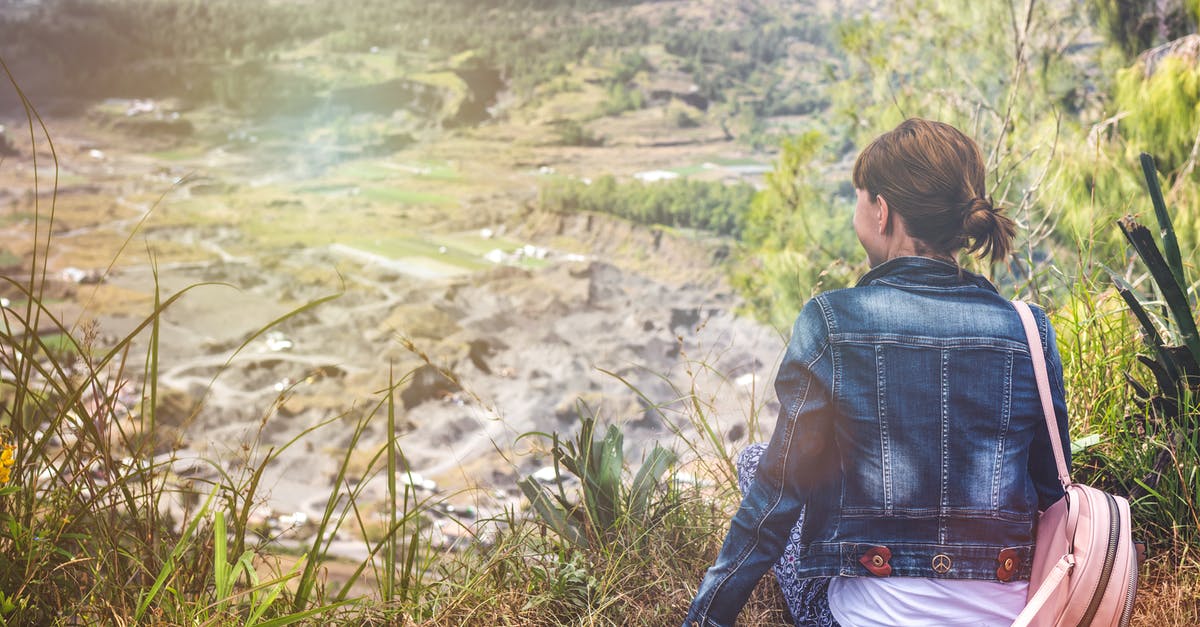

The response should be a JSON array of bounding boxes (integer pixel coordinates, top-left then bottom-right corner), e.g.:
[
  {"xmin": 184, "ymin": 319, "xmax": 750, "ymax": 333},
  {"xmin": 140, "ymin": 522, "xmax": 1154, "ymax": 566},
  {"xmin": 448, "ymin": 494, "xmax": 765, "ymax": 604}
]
[{"xmin": 0, "ymin": 0, "xmax": 1199, "ymax": 624}]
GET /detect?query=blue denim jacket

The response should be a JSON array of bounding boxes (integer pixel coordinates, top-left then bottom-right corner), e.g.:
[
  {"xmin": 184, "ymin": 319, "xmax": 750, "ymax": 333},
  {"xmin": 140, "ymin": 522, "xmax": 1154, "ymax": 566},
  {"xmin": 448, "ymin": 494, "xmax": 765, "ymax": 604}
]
[{"xmin": 685, "ymin": 256, "xmax": 1070, "ymax": 627}]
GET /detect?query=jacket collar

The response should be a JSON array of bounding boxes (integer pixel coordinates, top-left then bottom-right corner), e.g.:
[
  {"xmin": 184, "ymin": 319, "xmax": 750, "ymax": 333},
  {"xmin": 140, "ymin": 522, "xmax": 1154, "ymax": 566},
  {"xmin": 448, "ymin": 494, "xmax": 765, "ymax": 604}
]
[{"xmin": 855, "ymin": 256, "xmax": 998, "ymax": 293}]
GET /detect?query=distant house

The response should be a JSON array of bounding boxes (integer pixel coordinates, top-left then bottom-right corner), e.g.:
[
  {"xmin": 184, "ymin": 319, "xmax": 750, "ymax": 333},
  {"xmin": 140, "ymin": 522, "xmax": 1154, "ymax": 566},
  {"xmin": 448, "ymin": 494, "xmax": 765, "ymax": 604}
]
[{"xmin": 633, "ymin": 170, "xmax": 679, "ymax": 183}]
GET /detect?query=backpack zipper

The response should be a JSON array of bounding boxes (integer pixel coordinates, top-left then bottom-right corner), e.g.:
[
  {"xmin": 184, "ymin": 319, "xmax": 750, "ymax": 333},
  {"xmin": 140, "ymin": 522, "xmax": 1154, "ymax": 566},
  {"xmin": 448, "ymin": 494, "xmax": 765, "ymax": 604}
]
[
  {"xmin": 1079, "ymin": 492, "xmax": 1121, "ymax": 626},
  {"xmin": 1118, "ymin": 542, "xmax": 1138, "ymax": 627}
]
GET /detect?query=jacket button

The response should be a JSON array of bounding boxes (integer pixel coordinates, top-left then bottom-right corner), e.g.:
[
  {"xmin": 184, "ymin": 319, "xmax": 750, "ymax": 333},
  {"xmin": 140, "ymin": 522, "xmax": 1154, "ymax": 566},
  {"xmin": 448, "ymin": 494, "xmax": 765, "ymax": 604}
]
[
  {"xmin": 859, "ymin": 546, "xmax": 892, "ymax": 577},
  {"xmin": 996, "ymin": 548, "xmax": 1020, "ymax": 581}
]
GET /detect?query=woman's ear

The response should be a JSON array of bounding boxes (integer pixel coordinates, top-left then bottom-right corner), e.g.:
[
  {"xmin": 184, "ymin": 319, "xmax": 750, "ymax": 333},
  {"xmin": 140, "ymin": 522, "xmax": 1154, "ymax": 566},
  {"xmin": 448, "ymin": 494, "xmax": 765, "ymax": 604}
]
[{"xmin": 876, "ymin": 195, "xmax": 891, "ymax": 235}]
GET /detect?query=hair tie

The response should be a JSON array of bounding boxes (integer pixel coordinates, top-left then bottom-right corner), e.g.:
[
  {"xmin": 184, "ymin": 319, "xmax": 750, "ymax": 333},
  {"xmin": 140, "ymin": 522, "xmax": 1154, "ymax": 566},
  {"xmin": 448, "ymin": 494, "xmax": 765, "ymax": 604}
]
[{"xmin": 964, "ymin": 196, "xmax": 993, "ymax": 213}]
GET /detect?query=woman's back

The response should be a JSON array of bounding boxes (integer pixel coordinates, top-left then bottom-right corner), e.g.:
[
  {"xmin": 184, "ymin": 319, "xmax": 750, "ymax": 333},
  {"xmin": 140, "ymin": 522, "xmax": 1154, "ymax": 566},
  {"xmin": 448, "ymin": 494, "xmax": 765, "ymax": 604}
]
[
  {"xmin": 684, "ymin": 119, "xmax": 1064, "ymax": 627},
  {"xmin": 772, "ymin": 255, "xmax": 1068, "ymax": 582}
]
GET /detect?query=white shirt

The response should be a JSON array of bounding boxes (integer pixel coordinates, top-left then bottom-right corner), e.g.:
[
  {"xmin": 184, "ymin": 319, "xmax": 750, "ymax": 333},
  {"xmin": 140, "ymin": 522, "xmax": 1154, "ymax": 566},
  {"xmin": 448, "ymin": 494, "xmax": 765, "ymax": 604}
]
[{"xmin": 828, "ymin": 576, "xmax": 1029, "ymax": 626}]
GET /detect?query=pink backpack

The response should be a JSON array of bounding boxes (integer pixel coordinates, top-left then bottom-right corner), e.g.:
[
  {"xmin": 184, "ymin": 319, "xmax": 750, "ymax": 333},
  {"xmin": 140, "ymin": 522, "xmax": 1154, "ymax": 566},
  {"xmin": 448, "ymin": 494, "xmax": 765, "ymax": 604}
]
[{"xmin": 1011, "ymin": 301, "xmax": 1138, "ymax": 627}]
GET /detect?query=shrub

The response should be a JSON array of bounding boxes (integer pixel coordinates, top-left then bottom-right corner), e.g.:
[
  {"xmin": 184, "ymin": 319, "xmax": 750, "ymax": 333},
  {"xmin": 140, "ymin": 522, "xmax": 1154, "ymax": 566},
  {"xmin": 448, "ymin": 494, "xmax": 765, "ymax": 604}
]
[
  {"xmin": 1114, "ymin": 53, "xmax": 1200, "ymax": 174},
  {"xmin": 538, "ymin": 175, "xmax": 755, "ymax": 238},
  {"xmin": 551, "ymin": 119, "xmax": 604, "ymax": 147}
]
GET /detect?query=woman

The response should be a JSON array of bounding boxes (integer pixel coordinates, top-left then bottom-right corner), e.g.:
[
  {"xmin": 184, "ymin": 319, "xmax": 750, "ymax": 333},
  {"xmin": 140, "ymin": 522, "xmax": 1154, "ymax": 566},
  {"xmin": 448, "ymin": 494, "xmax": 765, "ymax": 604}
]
[{"xmin": 684, "ymin": 118, "xmax": 1069, "ymax": 626}]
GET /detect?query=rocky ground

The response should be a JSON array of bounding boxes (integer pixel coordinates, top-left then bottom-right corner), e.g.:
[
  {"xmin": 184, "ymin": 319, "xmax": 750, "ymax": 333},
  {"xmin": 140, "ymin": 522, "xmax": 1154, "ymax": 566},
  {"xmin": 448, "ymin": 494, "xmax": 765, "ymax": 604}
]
[{"xmin": 0, "ymin": 96, "xmax": 792, "ymax": 556}]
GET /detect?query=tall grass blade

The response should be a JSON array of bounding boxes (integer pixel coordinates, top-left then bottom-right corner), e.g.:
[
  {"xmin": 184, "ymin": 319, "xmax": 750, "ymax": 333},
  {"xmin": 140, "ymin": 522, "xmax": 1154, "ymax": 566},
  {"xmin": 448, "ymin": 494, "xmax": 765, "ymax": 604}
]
[
  {"xmin": 228, "ymin": 443, "xmax": 271, "ymax": 565},
  {"xmin": 245, "ymin": 565, "xmax": 302, "ymax": 624},
  {"xmin": 333, "ymin": 485, "xmax": 426, "ymax": 603},
  {"xmin": 1, "ymin": 55, "xmax": 58, "ymax": 446},
  {"xmin": 213, "ymin": 510, "xmax": 231, "ymax": 616},
  {"xmin": 598, "ymin": 365, "xmax": 736, "ymax": 480},
  {"xmin": 385, "ymin": 367, "xmax": 397, "ymax": 602},
  {"xmin": 290, "ymin": 397, "xmax": 380, "ymax": 612},
  {"xmin": 134, "ymin": 489, "xmax": 217, "ymax": 621},
  {"xmin": 144, "ymin": 260, "xmax": 161, "ymax": 445},
  {"xmin": 253, "ymin": 601, "xmax": 351, "ymax": 627},
  {"xmin": 403, "ymin": 526, "xmax": 420, "ymax": 607}
]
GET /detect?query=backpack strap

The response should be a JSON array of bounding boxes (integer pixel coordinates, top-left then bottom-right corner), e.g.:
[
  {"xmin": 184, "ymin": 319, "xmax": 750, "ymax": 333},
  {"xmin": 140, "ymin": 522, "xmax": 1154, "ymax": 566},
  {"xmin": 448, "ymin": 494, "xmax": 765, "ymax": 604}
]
[
  {"xmin": 1012, "ymin": 300, "xmax": 1071, "ymax": 489},
  {"xmin": 1010, "ymin": 553, "xmax": 1075, "ymax": 627}
]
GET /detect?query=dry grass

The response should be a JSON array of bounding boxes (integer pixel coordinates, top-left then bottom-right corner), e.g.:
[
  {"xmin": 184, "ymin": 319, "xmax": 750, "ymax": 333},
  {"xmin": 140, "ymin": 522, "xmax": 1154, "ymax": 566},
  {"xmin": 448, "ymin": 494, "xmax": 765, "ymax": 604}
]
[{"xmin": 1132, "ymin": 558, "xmax": 1200, "ymax": 626}]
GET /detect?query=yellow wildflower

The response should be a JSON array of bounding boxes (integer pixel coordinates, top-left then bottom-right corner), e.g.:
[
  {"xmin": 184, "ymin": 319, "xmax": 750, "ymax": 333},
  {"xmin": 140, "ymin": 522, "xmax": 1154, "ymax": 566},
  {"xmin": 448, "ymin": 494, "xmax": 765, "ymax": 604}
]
[{"xmin": 0, "ymin": 443, "xmax": 14, "ymax": 484}]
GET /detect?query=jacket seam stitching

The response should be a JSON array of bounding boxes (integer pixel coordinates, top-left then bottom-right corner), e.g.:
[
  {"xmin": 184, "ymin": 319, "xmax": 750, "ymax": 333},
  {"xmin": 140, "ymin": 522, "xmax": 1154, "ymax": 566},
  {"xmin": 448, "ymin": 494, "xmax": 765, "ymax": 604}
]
[
  {"xmin": 831, "ymin": 334, "xmax": 1027, "ymax": 351},
  {"xmin": 876, "ymin": 344, "xmax": 891, "ymax": 514},
  {"xmin": 992, "ymin": 351, "xmax": 1013, "ymax": 510},
  {"xmin": 871, "ymin": 278, "xmax": 979, "ymax": 291},
  {"xmin": 838, "ymin": 507, "xmax": 1034, "ymax": 520},
  {"xmin": 939, "ymin": 348, "xmax": 949, "ymax": 544},
  {"xmin": 697, "ymin": 339, "xmax": 827, "ymax": 620}
]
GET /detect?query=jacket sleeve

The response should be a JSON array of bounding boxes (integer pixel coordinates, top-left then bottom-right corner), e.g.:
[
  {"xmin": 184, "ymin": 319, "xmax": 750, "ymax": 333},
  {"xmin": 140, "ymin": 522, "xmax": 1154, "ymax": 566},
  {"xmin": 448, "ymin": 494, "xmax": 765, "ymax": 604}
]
[
  {"xmin": 684, "ymin": 299, "xmax": 837, "ymax": 627},
  {"xmin": 1027, "ymin": 306, "xmax": 1071, "ymax": 511}
]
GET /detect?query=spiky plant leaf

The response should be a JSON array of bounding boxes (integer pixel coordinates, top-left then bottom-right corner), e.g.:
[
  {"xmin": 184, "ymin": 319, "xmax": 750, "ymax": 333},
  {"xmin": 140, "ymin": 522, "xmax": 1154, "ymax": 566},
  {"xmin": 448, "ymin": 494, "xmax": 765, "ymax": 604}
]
[
  {"xmin": 518, "ymin": 476, "xmax": 586, "ymax": 548},
  {"xmin": 1110, "ymin": 270, "xmax": 1183, "ymax": 384},
  {"xmin": 585, "ymin": 425, "xmax": 623, "ymax": 532},
  {"xmin": 1124, "ymin": 372, "xmax": 1151, "ymax": 401},
  {"xmin": 1137, "ymin": 354, "xmax": 1178, "ymax": 402},
  {"xmin": 1118, "ymin": 216, "xmax": 1200, "ymax": 366},
  {"xmin": 1140, "ymin": 153, "xmax": 1185, "ymax": 291},
  {"xmin": 628, "ymin": 446, "xmax": 677, "ymax": 521}
]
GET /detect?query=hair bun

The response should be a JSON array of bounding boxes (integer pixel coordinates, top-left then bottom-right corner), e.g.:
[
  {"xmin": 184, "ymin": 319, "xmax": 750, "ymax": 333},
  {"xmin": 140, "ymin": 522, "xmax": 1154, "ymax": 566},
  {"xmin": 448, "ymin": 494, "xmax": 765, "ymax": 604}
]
[
  {"xmin": 961, "ymin": 196, "xmax": 996, "ymax": 238},
  {"xmin": 961, "ymin": 195, "xmax": 1016, "ymax": 262}
]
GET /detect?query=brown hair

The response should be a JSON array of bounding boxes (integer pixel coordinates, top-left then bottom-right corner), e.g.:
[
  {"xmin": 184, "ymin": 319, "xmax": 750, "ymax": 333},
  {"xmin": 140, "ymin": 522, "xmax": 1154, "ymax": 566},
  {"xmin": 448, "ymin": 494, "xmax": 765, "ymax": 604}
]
[{"xmin": 852, "ymin": 118, "xmax": 1015, "ymax": 263}]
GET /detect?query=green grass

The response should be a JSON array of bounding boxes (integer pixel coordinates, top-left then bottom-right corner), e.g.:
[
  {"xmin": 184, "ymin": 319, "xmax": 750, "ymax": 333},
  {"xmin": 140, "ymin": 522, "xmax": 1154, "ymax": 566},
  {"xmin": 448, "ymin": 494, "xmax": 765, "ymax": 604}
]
[
  {"xmin": 409, "ymin": 161, "xmax": 462, "ymax": 182},
  {"xmin": 147, "ymin": 146, "xmax": 206, "ymax": 162},
  {"xmin": 431, "ymin": 232, "xmax": 522, "ymax": 256},
  {"xmin": 0, "ymin": 211, "xmax": 36, "ymax": 228},
  {"xmin": 709, "ymin": 157, "xmax": 765, "ymax": 167},
  {"xmin": 328, "ymin": 161, "xmax": 394, "ymax": 182},
  {"xmin": 293, "ymin": 183, "xmax": 358, "ymax": 195},
  {"xmin": 325, "ymin": 160, "xmax": 463, "ymax": 185},
  {"xmin": 265, "ymin": 182, "xmax": 456, "ymax": 217},
  {"xmin": 358, "ymin": 186, "xmax": 455, "ymax": 207},
  {"xmin": 667, "ymin": 164, "xmax": 707, "ymax": 176},
  {"xmin": 346, "ymin": 234, "xmax": 490, "ymax": 270},
  {"xmin": 35, "ymin": 332, "xmax": 79, "ymax": 355},
  {"xmin": 665, "ymin": 159, "xmax": 768, "ymax": 177},
  {"xmin": 341, "ymin": 232, "xmax": 551, "ymax": 271}
]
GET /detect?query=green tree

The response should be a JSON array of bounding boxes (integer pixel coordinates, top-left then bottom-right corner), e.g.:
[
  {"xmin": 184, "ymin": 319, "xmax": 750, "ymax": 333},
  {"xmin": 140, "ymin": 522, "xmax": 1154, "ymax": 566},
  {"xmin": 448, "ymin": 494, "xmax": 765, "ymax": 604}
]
[{"xmin": 733, "ymin": 131, "xmax": 863, "ymax": 329}]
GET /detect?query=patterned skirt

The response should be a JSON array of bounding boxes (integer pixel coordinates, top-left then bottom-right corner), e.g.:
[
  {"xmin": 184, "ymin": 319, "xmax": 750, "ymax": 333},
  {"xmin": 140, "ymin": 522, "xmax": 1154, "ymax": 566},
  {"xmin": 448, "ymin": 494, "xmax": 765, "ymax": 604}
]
[{"xmin": 736, "ymin": 443, "xmax": 840, "ymax": 627}]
